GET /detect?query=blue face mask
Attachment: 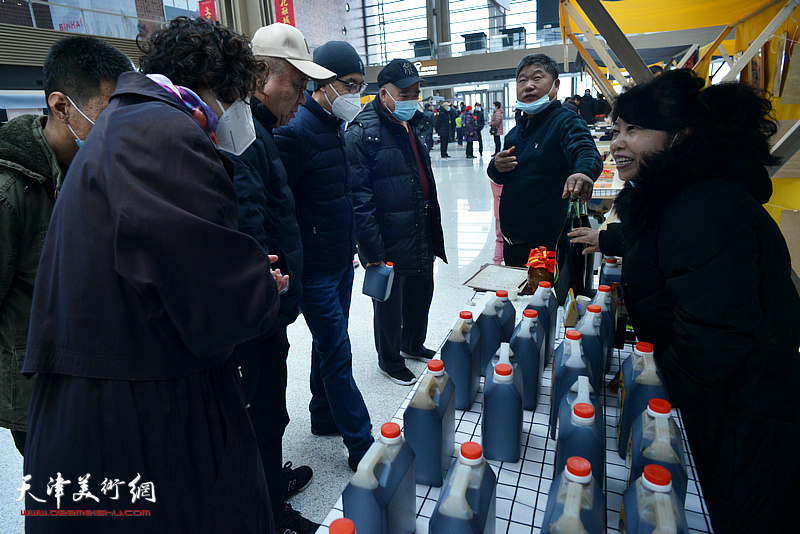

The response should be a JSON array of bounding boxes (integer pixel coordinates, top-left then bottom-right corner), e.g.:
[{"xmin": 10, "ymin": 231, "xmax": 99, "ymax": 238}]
[
  {"xmin": 386, "ymin": 91, "xmax": 418, "ymax": 121},
  {"xmin": 65, "ymin": 95, "xmax": 96, "ymax": 148},
  {"xmin": 514, "ymin": 81, "xmax": 556, "ymax": 115}
]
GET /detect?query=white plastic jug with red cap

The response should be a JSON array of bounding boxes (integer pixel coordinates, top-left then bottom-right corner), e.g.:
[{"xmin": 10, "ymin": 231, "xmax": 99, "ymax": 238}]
[
  {"xmin": 550, "ymin": 330, "xmax": 594, "ymax": 438},
  {"xmin": 441, "ymin": 310, "xmax": 481, "ymax": 410},
  {"xmin": 600, "ymin": 256, "xmax": 622, "ymax": 289},
  {"xmin": 510, "ymin": 308, "xmax": 547, "ymax": 410},
  {"xmin": 576, "ymin": 304, "xmax": 604, "ymax": 391},
  {"xmin": 404, "ymin": 360, "xmax": 456, "ymax": 487},
  {"xmin": 541, "ymin": 456, "xmax": 605, "ymax": 534},
  {"xmin": 342, "ymin": 422, "xmax": 416, "ymax": 534},
  {"xmin": 429, "ymin": 442, "xmax": 497, "ymax": 534},
  {"xmin": 621, "ymin": 464, "xmax": 689, "ymax": 534},
  {"xmin": 482, "ymin": 361, "xmax": 523, "ymax": 462},
  {"xmin": 553, "ymin": 400, "xmax": 605, "ymax": 483},
  {"xmin": 329, "ymin": 517, "xmax": 356, "ymax": 534},
  {"xmin": 363, "ymin": 262, "xmax": 395, "ymax": 301},
  {"xmin": 592, "ymin": 284, "xmax": 616, "ymax": 372},
  {"xmin": 476, "ymin": 290, "xmax": 516, "ymax": 375},
  {"xmin": 526, "ymin": 281, "xmax": 558, "ymax": 365},
  {"xmin": 628, "ymin": 398, "xmax": 688, "ymax": 503},
  {"xmin": 618, "ymin": 342, "xmax": 670, "ymax": 458}
]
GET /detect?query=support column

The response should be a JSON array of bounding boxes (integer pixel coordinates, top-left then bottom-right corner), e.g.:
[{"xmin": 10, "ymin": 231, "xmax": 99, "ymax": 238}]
[{"xmin": 427, "ymin": 0, "xmax": 451, "ymax": 58}]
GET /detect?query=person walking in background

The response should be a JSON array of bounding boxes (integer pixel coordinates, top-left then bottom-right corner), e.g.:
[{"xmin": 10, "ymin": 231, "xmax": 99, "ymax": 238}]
[
  {"xmin": 347, "ymin": 59, "xmax": 447, "ymax": 386},
  {"xmin": 274, "ymin": 40, "xmax": 375, "ymax": 475},
  {"xmin": 579, "ymin": 88, "xmax": 598, "ymax": 125},
  {"xmin": 423, "ymin": 102, "xmax": 435, "ymax": 152},
  {"xmin": 474, "ymin": 102, "xmax": 485, "ymax": 155},
  {"xmin": 226, "ymin": 22, "xmax": 337, "ymax": 533},
  {"xmin": 488, "ymin": 54, "xmax": 601, "ymax": 266},
  {"xmin": 455, "ymin": 111, "xmax": 464, "ymax": 146},
  {"xmin": 449, "ymin": 101, "xmax": 458, "ymax": 141},
  {"xmin": 463, "ymin": 105, "xmax": 478, "ymax": 159},
  {"xmin": 23, "ymin": 17, "xmax": 283, "ymax": 532},
  {"xmin": 489, "ymin": 101, "xmax": 504, "ymax": 155},
  {"xmin": 0, "ymin": 36, "xmax": 132, "ymax": 459},
  {"xmin": 435, "ymin": 100, "xmax": 452, "ymax": 158},
  {"xmin": 563, "ymin": 95, "xmax": 579, "ymax": 113}
]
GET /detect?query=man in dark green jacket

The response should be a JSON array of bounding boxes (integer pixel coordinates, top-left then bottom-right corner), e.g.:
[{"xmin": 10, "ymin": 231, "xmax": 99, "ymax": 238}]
[
  {"xmin": 487, "ymin": 54, "xmax": 602, "ymax": 266},
  {"xmin": 0, "ymin": 36, "xmax": 131, "ymax": 455}
]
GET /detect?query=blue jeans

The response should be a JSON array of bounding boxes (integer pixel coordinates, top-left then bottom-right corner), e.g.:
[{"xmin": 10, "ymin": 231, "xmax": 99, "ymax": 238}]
[{"xmin": 303, "ymin": 264, "xmax": 373, "ymax": 459}]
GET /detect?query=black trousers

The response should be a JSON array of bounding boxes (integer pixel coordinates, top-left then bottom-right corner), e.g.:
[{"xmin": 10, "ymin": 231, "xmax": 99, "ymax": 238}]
[
  {"xmin": 440, "ymin": 136, "xmax": 450, "ymax": 157},
  {"xmin": 493, "ymin": 135, "xmax": 502, "ymax": 154},
  {"xmin": 11, "ymin": 429, "xmax": 25, "ymax": 456},
  {"xmin": 503, "ymin": 240, "xmax": 542, "ymax": 267},
  {"xmin": 372, "ymin": 269, "xmax": 434, "ymax": 373},
  {"xmin": 477, "ymin": 130, "xmax": 484, "ymax": 154},
  {"xmin": 466, "ymin": 140, "xmax": 474, "ymax": 157},
  {"xmin": 235, "ymin": 327, "xmax": 290, "ymax": 518}
]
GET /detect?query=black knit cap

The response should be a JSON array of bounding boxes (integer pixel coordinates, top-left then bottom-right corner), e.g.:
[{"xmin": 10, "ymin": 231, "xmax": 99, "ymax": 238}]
[
  {"xmin": 377, "ymin": 58, "xmax": 426, "ymax": 88},
  {"xmin": 312, "ymin": 41, "xmax": 364, "ymax": 88}
]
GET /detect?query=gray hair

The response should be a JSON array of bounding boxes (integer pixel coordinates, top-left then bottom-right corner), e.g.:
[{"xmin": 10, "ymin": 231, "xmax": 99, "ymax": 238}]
[{"xmin": 516, "ymin": 54, "xmax": 559, "ymax": 80}]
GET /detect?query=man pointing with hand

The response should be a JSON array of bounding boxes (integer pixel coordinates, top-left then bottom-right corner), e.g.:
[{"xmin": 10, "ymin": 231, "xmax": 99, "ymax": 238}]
[{"xmin": 488, "ymin": 53, "xmax": 601, "ymax": 266}]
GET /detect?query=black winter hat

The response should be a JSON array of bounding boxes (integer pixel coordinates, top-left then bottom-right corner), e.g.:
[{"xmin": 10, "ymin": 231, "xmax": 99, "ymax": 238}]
[{"xmin": 312, "ymin": 41, "xmax": 364, "ymax": 89}]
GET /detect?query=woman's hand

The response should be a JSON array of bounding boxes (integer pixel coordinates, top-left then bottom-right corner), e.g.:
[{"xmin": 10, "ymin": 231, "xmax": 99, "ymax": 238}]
[{"xmin": 568, "ymin": 227, "xmax": 600, "ymax": 255}]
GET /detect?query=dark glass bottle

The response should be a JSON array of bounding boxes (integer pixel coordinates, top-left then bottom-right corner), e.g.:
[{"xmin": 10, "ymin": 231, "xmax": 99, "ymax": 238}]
[
  {"xmin": 579, "ymin": 202, "xmax": 595, "ymax": 297},
  {"xmin": 555, "ymin": 197, "xmax": 587, "ymax": 305}
]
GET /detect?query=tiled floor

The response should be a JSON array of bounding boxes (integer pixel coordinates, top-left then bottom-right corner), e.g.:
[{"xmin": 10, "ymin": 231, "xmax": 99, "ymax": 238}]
[{"xmin": 316, "ymin": 293, "xmax": 714, "ymax": 533}]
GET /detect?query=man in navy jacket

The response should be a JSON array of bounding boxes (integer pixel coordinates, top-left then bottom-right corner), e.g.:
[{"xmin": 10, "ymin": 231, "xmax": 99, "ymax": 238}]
[
  {"xmin": 224, "ymin": 23, "xmax": 336, "ymax": 534},
  {"xmin": 275, "ymin": 41, "xmax": 373, "ymax": 472}
]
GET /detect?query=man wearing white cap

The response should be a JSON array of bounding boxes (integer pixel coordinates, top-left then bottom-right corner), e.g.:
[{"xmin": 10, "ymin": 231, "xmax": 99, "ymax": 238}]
[{"xmin": 225, "ymin": 22, "xmax": 335, "ymax": 534}]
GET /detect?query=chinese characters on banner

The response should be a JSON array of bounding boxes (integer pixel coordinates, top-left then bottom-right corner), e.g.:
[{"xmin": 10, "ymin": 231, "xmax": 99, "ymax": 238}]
[
  {"xmin": 274, "ymin": 0, "xmax": 296, "ymax": 26},
  {"xmin": 199, "ymin": 0, "xmax": 217, "ymax": 22}
]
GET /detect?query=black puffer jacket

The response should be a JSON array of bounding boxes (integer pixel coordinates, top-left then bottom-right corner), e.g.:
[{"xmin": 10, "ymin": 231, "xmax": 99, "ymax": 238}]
[
  {"xmin": 346, "ymin": 98, "xmax": 446, "ymax": 275},
  {"xmin": 274, "ymin": 92, "xmax": 355, "ymax": 274},
  {"xmin": 225, "ymin": 99, "xmax": 302, "ymax": 331},
  {"xmin": 599, "ymin": 141, "xmax": 800, "ymax": 532}
]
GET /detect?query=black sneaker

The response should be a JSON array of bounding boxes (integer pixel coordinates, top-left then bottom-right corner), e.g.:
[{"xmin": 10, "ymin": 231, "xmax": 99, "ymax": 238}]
[
  {"xmin": 378, "ymin": 366, "xmax": 417, "ymax": 386},
  {"xmin": 400, "ymin": 348, "xmax": 436, "ymax": 363},
  {"xmin": 310, "ymin": 422, "xmax": 340, "ymax": 436},
  {"xmin": 282, "ymin": 462, "xmax": 313, "ymax": 500},
  {"xmin": 274, "ymin": 503, "xmax": 320, "ymax": 534},
  {"xmin": 348, "ymin": 455, "xmax": 361, "ymax": 472}
]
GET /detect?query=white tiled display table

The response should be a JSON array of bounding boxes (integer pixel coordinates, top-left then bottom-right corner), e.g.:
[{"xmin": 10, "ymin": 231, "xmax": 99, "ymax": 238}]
[{"xmin": 318, "ymin": 294, "xmax": 714, "ymax": 533}]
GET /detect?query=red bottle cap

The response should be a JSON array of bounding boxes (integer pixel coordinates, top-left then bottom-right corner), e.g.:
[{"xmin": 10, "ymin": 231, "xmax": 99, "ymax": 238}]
[
  {"xmin": 538, "ymin": 281, "xmax": 551, "ymax": 289},
  {"xmin": 495, "ymin": 363, "xmax": 512, "ymax": 376},
  {"xmin": 381, "ymin": 422, "xmax": 401, "ymax": 440},
  {"xmin": 329, "ymin": 518, "xmax": 355, "ymax": 534},
  {"xmin": 566, "ymin": 330, "xmax": 582, "ymax": 340},
  {"xmin": 523, "ymin": 309, "xmax": 538, "ymax": 318},
  {"xmin": 428, "ymin": 360, "xmax": 444, "ymax": 373},
  {"xmin": 636, "ymin": 341, "xmax": 654, "ymax": 354},
  {"xmin": 496, "ymin": 290, "xmax": 508, "ymax": 298},
  {"xmin": 573, "ymin": 402, "xmax": 595, "ymax": 419},
  {"xmin": 648, "ymin": 398, "xmax": 671, "ymax": 415},
  {"xmin": 386, "ymin": 262, "xmax": 393, "ymax": 267},
  {"xmin": 566, "ymin": 456, "xmax": 592, "ymax": 478},
  {"xmin": 605, "ymin": 258, "xmax": 618, "ymax": 264},
  {"xmin": 643, "ymin": 464, "xmax": 672, "ymax": 486},
  {"xmin": 461, "ymin": 442, "xmax": 483, "ymax": 460},
  {"xmin": 587, "ymin": 304, "xmax": 601, "ymax": 313},
  {"xmin": 459, "ymin": 311, "xmax": 473, "ymax": 320},
  {"xmin": 598, "ymin": 285, "xmax": 611, "ymax": 292}
]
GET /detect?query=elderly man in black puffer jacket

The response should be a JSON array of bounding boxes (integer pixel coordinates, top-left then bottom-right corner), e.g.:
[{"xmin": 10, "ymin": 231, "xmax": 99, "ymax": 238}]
[
  {"xmin": 346, "ymin": 59, "xmax": 447, "ymax": 386},
  {"xmin": 275, "ymin": 41, "xmax": 374, "ymax": 472}
]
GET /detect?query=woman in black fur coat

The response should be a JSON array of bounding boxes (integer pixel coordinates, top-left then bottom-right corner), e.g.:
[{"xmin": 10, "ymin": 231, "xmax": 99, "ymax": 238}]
[{"xmin": 571, "ymin": 70, "xmax": 800, "ymax": 532}]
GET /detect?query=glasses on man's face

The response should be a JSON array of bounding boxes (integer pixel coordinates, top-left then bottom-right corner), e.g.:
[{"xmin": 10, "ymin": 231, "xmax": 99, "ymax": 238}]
[{"xmin": 336, "ymin": 78, "xmax": 369, "ymax": 94}]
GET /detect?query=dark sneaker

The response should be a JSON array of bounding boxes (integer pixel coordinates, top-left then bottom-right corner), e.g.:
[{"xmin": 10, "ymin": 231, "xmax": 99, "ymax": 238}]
[
  {"xmin": 378, "ymin": 366, "xmax": 417, "ymax": 386},
  {"xmin": 310, "ymin": 422, "xmax": 340, "ymax": 436},
  {"xmin": 400, "ymin": 348, "xmax": 436, "ymax": 363},
  {"xmin": 348, "ymin": 455, "xmax": 361, "ymax": 472},
  {"xmin": 274, "ymin": 503, "xmax": 320, "ymax": 534},
  {"xmin": 282, "ymin": 462, "xmax": 313, "ymax": 500}
]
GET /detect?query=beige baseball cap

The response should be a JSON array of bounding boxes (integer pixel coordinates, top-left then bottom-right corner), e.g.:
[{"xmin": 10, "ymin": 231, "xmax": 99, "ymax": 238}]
[{"xmin": 251, "ymin": 23, "xmax": 336, "ymax": 84}]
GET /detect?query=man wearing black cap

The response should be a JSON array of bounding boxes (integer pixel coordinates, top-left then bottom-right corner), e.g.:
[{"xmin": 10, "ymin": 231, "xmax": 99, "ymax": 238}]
[
  {"xmin": 274, "ymin": 40, "xmax": 374, "ymax": 472},
  {"xmin": 346, "ymin": 58, "xmax": 447, "ymax": 386}
]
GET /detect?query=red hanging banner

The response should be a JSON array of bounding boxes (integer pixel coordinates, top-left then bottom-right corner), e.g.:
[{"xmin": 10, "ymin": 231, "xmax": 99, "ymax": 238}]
[
  {"xmin": 199, "ymin": 0, "xmax": 217, "ymax": 22},
  {"xmin": 274, "ymin": 0, "xmax": 296, "ymax": 26}
]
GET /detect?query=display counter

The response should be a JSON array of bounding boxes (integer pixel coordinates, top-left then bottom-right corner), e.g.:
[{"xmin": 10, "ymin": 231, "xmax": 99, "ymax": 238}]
[{"xmin": 317, "ymin": 293, "xmax": 714, "ymax": 533}]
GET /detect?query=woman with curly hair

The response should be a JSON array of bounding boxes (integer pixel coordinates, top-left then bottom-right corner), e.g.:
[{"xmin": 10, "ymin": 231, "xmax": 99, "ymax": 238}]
[
  {"xmin": 570, "ymin": 70, "xmax": 800, "ymax": 532},
  {"xmin": 23, "ymin": 17, "xmax": 285, "ymax": 533}
]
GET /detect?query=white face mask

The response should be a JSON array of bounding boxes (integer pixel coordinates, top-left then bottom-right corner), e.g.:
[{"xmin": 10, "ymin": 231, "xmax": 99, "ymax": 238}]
[
  {"xmin": 65, "ymin": 95, "xmax": 96, "ymax": 148},
  {"xmin": 324, "ymin": 84, "xmax": 362, "ymax": 122},
  {"xmin": 214, "ymin": 96, "xmax": 256, "ymax": 156}
]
